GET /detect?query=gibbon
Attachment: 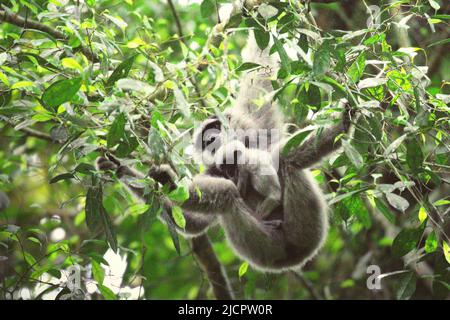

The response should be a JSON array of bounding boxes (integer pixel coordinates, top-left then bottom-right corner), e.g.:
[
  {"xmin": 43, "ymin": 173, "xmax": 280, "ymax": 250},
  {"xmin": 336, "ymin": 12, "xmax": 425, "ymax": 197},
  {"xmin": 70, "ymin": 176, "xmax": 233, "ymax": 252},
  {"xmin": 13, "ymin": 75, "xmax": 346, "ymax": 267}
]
[{"xmin": 97, "ymin": 32, "xmax": 353, "ymax": 272}]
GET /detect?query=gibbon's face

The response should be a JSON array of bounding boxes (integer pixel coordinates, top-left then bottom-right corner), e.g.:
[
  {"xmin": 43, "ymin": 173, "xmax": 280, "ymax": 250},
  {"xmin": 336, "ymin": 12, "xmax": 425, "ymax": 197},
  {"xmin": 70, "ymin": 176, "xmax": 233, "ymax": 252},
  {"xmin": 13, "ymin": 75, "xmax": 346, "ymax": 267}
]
[{"xmin": 194, "ymin": 117, "xmax": 223, "ymax": 166}]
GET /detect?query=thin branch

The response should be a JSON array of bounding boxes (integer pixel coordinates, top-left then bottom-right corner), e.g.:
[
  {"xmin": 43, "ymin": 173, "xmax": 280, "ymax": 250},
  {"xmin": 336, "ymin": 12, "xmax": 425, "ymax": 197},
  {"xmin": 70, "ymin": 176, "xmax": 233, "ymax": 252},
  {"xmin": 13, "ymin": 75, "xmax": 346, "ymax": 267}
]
[
  {"xmin": 0, "ymin": 9, "xmax": 98, "ymax": 62},
  {"xmin": 18, "ymin": 127, "xmax": 53, "ymax": 141},
  {"xmin": 290, "ymin": 271, "xmax": 323, "ymax": 300},
  {"xmin": 166, "ymin": 0, "xmax": 207, "ymax": 109},
  {"xmin": 190, "ymin": 234, "xmax": 234, "ymax": 300},
  {"xmin": 2, "ymin": 118, "xmax": 53, "ymax": 141},
  {"xmin": 167, "ymin": 0, "xmax": 184, "ymax": 43}
]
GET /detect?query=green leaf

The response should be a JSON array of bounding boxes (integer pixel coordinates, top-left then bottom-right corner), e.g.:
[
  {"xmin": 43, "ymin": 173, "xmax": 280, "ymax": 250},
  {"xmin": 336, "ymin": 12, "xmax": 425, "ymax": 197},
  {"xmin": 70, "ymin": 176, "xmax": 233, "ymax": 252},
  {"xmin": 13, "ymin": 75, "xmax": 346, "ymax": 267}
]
[
  {"xmin": 347, "ymin": 52, "xmax": 366, "ymax": 83},
  {"xmin": 116, "ymin": 135, "xmax": 138, "ymax": 157},
  {"xmin": 418, "ymin": 206, "xmax": 427, "ymax": 223},
  {"xmin": 0, "ymin": 71, "xmax": 10, "ymax": 86},
  {"xmin": 97, "ymin": 284, "xmax": 117, "ymax": 300},
  {"xmin": 168, "ymin": 186, "xmax": 190, "ymax": 202},
  {"xmin": 200, "ymin": 0, "xmax": 215, "ymax": 18},
  {"xmin": 432, "ymin": 15, "xmax": 450, "ymax": 20},
  {"xmin": 383, "ymin": 134, "xmax": 407, "ymax": 157},
  {"xmin": 23, "ymin": 251, "xmax": 37, "ymax": 266},
  {"xmin": 107, "ymin": 113, "xmax": 127, "ymax": 148},
  {"xmin": 374, "ymin": 198, "xmax": 395, "ymax": 224},
  {"xmin": 61, "ymin": 58, "xmax": 83, "ymax": 71},
  {"xmin": 85, "ymin": 186, "xmax": 102, "ymax": 233},
  {"xmin": 74, "ymin": 163, "xmax": 96, "ymax": 175},
  {"xmin": 11, "ymin": 81, "xmax": 34, "ymax": 89},
  {"xmin": 392, "ymin": 228, "xmax": 422, "ymax": 257},
  {"xmin": 91, "ymin": 259, "xmax": 105, "ymax": 285},
  {"xmin": 100, "ymin": 202, "xmax": 118, "ymax": 253},
  {"xmin": 160, "ymin": 208, "xmax": 181, "ymax": 254},
  {"xmin": 27, "ymin": 236, "xmax": 41, "ymax": 246},
  {"xmin": 405, "ymin": 138, "xmax": 424, "ymax": 173},
  {"xmin": 282, "ymin": 129, "xmax": 313, "ymax": 156},
  {"xmin": 235, "ymin": 62, "xmax": 261, "ymax": 72},
  {"xmin": 395, "ymin": 272, "xmax": 416, "ymax": 300},
  {"xmin": 226, "ymin": 14, "xmax": 242, "ymax": 29},
  {"xmin": 49, "ymin": 172, "xmax": 75, "ymax": 184},
  {"xmin": 345, "ymin": 195, "xmax": 371, "ymax": 229},
  {"xmin": 238, "ymin": 262, "xmax": 249, "ymax": 278},
  {"xmin": 85, "ymin": 183, "xmax": 118, "ymax": 252},
  {"xmin": 105, "ymin": 55, "xmax": 136, "ymax": 92},
  {"xmin": 273, "ymin": 38, "xmax": 291, "ymax": 73},
  {"xmin": 313, "ymin": 45, "xmax": 331, "ymax": 76},
  {"xmin": 171, "ymin": 206, "xmax": 186, "ymax": 229},
  {"xmin": 254, "ymin": 29, "xmax": 270, "ymax": 50},
  {"xmin": 443, "ymin": 241, "xmax": 450, "ymax": 264},
  {"xmin": 0, "ymin": 90, "xmax": 11, "ymax": 108},
  {"xmin": 342, "ymin": 139, "xmax": 364, "ymax": 169},
  {"xmin": 425, "ymin": 231, "xmax": 438, "ymax": 253},
  {"xmin": 41, "ymin": 77, "xmax": 82, "ymax": 110}
]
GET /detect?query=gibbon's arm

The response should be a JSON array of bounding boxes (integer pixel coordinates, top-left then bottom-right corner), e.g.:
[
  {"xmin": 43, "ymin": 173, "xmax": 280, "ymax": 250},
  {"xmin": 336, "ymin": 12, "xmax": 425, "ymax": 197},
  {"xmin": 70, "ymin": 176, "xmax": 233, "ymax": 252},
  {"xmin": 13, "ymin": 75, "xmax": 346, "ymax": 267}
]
[
  {"xmin": 96, "ymin": 157, "xmax": 238, "ymax": 230},
  {"xmin": 284, "ymin": 107, "xmax": 352, "ymax": 169}
]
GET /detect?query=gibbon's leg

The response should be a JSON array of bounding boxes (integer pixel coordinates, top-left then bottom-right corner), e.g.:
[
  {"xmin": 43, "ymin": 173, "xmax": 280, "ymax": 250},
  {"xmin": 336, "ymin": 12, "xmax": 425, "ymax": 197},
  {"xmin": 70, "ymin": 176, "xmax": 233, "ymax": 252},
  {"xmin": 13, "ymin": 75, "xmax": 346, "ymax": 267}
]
[
  {"xmin": 144, "ymin": 165, "xmax": 289, "ymax": 267},
  {"xmin": 249, "ymin": 168, "xmax": 282, "ymax": 219},
  {"xmin": 285, "ymin": 106, "xmax": 352, "ymax": 168},
  {"xmin": 256, "ymin": 196, "xmax": 281, "ymax": 220},
  {"xmin": 219, "ymin": 197, "xmax": 288, "ymax": 269},
  {"xmin": 96, "ymin": 157, "xmax": 216, "ymax": 236}
]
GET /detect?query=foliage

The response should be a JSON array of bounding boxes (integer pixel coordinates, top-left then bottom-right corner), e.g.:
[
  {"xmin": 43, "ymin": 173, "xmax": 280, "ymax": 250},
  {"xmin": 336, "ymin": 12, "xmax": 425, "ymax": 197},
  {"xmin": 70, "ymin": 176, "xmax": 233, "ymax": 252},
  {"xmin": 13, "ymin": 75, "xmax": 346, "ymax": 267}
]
[{"xmin": 0, "ymin": 0, "xmax": 449, "ymax": 300}]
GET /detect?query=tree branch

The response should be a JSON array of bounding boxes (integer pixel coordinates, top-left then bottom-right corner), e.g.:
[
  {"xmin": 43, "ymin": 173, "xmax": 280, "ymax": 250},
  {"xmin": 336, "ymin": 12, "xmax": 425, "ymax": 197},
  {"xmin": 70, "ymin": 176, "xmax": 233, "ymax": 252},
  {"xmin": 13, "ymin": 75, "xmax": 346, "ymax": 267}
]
[
  {"xmin": 18, "ymin": 127, "xmax": 53, "ymax": 141},
  {"xmin": 191, "ymin": 234, "xmax": 234, "ymax": 300},
  {"xmin": 167, "ymin": 0, "xmax": 184, "ymax": 42},
  {"xmin": 166, "ymin": 0, "xmax": 207, "ymax": 109},
  {"xmin": 290, "ymin": 271, "xmax": 322, "ymax": 300},
  {"xmin": 2, "ymin": 118, "xmax": 53, "ymax": 142},
  {"xmin": 0, "ymin": 9, "xmax": 98, "ymax": 62}
]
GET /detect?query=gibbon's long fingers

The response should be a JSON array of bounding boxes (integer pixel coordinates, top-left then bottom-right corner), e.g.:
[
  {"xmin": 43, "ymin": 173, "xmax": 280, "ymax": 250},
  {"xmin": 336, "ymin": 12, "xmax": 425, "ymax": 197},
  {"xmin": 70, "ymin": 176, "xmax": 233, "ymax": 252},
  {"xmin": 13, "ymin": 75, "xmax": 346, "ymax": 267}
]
[
  {"xmin": 97, "ymin": 160, "xmax": 215, "ymax": 235},
  {"xmin": 284, "ymin": 111, "xmax": 351, "ymax": 169}
]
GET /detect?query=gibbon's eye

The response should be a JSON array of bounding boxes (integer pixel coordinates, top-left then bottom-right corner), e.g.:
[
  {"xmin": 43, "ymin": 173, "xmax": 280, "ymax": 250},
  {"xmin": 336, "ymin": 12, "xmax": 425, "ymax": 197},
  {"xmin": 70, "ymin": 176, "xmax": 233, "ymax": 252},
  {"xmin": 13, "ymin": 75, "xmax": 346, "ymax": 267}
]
[
  {"xmin": 199, "ymin": 117, "xmax": 222, "ymax": 152},
  {"xmin": 203, "ymin": 131, "xmax": 221, "ymax": 153}
]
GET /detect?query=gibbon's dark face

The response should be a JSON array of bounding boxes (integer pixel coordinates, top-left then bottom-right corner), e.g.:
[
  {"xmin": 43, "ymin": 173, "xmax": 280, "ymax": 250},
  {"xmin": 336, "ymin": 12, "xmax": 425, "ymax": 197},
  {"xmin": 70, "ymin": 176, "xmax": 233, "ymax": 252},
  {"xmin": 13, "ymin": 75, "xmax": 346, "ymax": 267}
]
[{"xmin": 200, "ymin": 117, "xmax": 222, "ymax": 154}]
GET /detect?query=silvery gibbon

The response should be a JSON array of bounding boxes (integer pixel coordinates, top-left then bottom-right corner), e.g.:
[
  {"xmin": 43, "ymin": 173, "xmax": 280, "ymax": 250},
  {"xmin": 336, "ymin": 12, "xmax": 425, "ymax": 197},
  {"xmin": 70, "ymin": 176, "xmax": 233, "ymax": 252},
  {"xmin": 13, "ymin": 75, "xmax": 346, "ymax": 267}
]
[{"xmin": 96, "ymin": 32, "xmax": 353, "ymax": 272}]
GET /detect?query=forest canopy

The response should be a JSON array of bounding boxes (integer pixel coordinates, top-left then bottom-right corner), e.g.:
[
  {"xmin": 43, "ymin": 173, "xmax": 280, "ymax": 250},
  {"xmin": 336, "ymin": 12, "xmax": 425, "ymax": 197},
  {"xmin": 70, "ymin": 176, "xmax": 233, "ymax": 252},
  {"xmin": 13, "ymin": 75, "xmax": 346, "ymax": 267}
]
[{"xmin": 0, "ymin": 0, "xmax": 449, "ymax": 300}]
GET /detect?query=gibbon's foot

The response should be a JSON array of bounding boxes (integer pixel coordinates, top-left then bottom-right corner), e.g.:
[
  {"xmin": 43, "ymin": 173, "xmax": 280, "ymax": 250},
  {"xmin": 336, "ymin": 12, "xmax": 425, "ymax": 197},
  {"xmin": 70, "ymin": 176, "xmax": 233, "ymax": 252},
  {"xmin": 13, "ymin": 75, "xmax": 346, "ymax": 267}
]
[
  {"xmin": 96, "ymin": 156, "xmax": 118, "ymax": 171},
  {"xmin": 256, "ymin": 208, "xmax": 274, "ymax": 220}
]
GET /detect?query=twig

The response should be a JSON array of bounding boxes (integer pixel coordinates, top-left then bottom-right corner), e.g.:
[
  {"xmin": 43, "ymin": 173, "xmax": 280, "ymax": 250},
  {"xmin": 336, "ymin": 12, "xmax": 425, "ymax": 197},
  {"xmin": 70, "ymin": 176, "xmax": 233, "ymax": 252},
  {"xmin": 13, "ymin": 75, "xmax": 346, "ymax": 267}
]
[
  {"xmin": 0, "ymin": 9, "xmax": 98, "ymax": 62},
  {"xmin": 2, "ymin": 118, "xmax": 53, "ymax": 141},
  {"xmin": 166, "ymin": 0, "xmax": 207, "ymax": 109},
  {"xmin": 167, "ymin": 0, "xmax": 184, "ymax": 43},
  {"xmin": 17, "ymin": 127, "xmax": 53, "ymax": 141},
  {"xmin": 290, "ymin": 271, "xmax": 323, "ymax": 300}
]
